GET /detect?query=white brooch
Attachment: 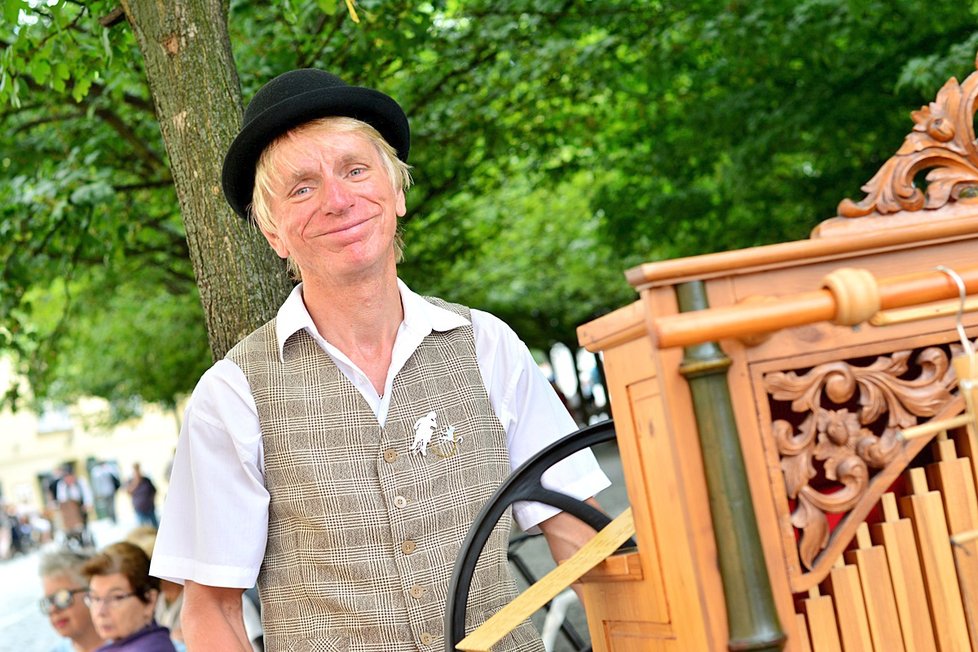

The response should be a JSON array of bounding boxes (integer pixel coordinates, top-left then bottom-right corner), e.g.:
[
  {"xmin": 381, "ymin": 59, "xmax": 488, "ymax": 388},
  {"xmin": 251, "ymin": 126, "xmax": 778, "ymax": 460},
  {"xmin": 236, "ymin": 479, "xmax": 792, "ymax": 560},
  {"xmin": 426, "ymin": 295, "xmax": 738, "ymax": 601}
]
[{"xmin": 411, "ymin": 411, "xmax": 463, "ymax": 458}]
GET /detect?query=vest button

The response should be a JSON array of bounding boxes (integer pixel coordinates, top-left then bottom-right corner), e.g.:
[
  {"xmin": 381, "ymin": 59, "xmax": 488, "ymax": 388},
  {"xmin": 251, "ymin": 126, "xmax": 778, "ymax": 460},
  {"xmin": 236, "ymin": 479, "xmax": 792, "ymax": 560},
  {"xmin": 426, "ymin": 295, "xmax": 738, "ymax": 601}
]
[
  {"xmin": 409, "ymin": 584, "xmax": 426, "ymax": 599},
  {"xmin": 394, "ymin": 495, "xmax": 407, "ymax": 508},
  {"xmin": 401, "ymin": 539, "xmax": 417, "ymax": 555},
  {"xmin": 383, "ymin": 449, "xmax": 398, "ymax": 463},
  {"xmin": 420, "ymin": 632, "xmax": 434, "ymax": 646}
]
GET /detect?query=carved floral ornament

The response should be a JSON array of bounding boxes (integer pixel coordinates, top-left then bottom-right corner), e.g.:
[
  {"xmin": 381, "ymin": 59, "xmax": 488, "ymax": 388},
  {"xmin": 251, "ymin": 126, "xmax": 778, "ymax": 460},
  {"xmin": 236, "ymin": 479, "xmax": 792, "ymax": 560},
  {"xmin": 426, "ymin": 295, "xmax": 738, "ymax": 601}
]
[
  {"xmin": 837, "ymin": 53, "xmax": 978, "ymax": 217},
  {"xmin": 762, "ymin": 346, "xmax": 960, "ymax": 570}
]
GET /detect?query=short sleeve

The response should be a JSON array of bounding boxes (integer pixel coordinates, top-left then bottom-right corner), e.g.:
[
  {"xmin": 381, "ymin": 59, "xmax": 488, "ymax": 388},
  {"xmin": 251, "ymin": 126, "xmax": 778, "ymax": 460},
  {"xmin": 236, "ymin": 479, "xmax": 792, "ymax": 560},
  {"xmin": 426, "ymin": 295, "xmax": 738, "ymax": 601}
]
[{"xmin": 150, "ymin": 360, "xmax": 269, "ymax": 588}]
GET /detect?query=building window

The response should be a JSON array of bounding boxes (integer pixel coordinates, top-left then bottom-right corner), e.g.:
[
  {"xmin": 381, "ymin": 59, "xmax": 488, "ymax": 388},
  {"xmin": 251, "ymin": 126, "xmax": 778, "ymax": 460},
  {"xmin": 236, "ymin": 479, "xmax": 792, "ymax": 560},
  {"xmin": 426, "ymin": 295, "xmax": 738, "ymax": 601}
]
[{"xmin": 37, "ymin": 404, "xmax": 73, "ymax": 434}]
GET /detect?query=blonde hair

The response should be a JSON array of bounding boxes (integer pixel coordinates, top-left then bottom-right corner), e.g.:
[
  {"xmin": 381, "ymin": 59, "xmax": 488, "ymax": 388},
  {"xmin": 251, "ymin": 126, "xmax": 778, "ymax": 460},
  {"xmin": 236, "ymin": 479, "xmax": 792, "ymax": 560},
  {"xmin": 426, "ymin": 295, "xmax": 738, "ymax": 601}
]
[
  {"xmin": 124, "ymin": 525, "xmax": 158, "ymax": 559},
  {"xmin": 250, "ymin": 117, "xmax": 412, "ymax": 280}
]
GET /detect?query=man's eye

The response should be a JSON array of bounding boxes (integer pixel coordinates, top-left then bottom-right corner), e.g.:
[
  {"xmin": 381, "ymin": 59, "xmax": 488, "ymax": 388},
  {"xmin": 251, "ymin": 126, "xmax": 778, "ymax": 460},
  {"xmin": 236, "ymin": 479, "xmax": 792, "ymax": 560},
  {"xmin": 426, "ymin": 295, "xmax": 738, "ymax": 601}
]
[
  {"xmin": 292, "ymin": 186, "xmax": 311, "ymax": 196},
  {"xmin": 349, "ymin": 167, "xmax": 365, "ymax": 177}
]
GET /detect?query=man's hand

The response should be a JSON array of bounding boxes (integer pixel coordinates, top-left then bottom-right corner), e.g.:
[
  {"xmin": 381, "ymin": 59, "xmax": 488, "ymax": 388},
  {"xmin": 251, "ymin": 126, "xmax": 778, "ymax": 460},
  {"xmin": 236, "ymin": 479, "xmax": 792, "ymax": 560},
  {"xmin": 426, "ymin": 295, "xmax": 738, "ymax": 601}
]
[{"xmin": 182, "ymin": 581, "xmax": 251, "ymax": 651}]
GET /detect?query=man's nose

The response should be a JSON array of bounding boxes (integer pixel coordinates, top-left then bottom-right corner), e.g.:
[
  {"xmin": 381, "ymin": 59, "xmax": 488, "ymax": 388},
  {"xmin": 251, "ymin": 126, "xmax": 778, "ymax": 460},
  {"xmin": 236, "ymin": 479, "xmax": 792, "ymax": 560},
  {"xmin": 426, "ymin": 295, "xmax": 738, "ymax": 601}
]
[{"xmin": 321, "ymin": 180, "xmax": 355, "ymax": 213}]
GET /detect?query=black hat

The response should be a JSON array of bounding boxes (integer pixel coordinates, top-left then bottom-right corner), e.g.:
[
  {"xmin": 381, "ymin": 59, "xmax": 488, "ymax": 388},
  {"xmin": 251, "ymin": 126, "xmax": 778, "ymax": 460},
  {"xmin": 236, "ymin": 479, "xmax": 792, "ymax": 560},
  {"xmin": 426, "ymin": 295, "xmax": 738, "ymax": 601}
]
[{"xmin": 221, "ymin": 69, "xmax": 410, "ymax": 219}]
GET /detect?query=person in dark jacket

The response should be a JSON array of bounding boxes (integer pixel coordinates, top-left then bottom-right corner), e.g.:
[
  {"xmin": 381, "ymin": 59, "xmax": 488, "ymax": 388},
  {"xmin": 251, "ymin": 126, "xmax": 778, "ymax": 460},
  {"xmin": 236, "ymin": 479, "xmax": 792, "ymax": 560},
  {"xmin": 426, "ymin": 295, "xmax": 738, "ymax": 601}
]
[{"xmin": 125, "ymin": 464, "xmax": 158, "ymax": 529}]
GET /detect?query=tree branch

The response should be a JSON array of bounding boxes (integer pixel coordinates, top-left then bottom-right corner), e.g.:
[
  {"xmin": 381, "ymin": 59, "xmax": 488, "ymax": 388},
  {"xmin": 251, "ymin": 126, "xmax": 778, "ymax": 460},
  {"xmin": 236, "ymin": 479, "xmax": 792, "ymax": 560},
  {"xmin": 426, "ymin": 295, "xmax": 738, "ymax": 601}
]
[
  {"xmin": 99, "ymin": 6, "xmax": 127, "ymax": 27},
  {"xmin": 90, "ymin": 106, "xmax": 166, "ymax": 172}
]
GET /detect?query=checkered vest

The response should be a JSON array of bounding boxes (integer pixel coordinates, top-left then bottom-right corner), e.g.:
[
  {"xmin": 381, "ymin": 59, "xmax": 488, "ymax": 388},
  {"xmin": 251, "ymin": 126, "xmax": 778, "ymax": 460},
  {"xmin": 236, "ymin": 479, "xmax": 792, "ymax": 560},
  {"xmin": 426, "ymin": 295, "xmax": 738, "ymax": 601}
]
[{"xmin": 226, "ymin": 299, "xmax": 542, "ymax": 652}]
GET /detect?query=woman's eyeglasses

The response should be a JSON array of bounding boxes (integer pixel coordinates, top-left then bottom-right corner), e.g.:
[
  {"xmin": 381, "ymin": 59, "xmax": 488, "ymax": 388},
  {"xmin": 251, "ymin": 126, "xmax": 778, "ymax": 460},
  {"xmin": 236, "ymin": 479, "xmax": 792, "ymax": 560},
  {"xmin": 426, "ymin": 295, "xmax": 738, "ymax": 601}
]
[
  {"xmin": 39, "ymin": 588, "xmax": 87, "ymax": 613},
  {"xmin": 82, "ymin": 591, "xmax": 138, "ymax": 608}
]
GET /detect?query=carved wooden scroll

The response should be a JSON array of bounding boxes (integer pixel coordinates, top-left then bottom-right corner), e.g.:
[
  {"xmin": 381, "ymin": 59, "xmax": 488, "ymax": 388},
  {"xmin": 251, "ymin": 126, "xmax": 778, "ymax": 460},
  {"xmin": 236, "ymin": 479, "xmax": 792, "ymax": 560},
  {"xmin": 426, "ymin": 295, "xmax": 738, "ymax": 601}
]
[
  {"xmin": 762, "ymin": 342, "xmax": 970, "ymax": 586},
  {"xmin": 837, "ymin": 54, "xmax": 978, "ymax": 218}
]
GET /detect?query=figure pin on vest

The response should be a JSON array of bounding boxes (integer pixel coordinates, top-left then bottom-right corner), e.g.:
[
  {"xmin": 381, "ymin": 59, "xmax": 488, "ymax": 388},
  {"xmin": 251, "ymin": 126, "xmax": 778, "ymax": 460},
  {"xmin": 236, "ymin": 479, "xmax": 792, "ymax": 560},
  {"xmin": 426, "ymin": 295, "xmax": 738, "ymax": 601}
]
[{"xmin": 411, "ymin": 411, "xmax": 464, "ymax": 458}]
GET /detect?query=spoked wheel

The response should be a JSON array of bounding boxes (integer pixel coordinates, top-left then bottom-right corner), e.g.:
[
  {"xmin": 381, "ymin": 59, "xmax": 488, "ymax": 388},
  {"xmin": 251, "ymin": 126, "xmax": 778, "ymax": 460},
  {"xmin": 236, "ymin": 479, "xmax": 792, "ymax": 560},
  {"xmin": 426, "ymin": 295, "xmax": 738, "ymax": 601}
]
[{"xmin": 445, "ymin": 419, "xmax": 628, "ymax": 651}]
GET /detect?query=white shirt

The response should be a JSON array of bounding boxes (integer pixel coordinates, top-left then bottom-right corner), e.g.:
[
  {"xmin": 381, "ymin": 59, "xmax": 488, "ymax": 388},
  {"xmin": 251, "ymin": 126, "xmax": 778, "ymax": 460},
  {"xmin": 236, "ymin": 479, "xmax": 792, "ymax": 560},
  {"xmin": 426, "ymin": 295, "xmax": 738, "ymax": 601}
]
[
  {"xmin": 151, "ymin": 280, "xmax": 610, "ymax": 588},
  {"xmin": 55, "ymin": 476, "xmax": 93, "ymax": 507}
]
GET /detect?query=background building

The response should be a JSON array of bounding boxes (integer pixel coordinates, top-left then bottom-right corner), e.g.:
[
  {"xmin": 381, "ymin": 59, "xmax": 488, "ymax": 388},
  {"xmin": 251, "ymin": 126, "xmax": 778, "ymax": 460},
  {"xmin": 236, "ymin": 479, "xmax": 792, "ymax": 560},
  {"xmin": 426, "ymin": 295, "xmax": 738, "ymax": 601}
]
[{"xmin": 0, "ymin": 357, "xmax": 179, "ymax": 555}]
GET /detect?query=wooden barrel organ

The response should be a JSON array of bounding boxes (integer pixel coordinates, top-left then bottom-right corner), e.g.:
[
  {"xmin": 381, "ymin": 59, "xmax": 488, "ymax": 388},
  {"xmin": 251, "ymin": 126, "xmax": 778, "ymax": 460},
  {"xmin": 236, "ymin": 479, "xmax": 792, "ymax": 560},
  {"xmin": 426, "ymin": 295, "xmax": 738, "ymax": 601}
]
[{"xmin": 451, "ymin": 56, "xmax": 978, "ymax": 652}]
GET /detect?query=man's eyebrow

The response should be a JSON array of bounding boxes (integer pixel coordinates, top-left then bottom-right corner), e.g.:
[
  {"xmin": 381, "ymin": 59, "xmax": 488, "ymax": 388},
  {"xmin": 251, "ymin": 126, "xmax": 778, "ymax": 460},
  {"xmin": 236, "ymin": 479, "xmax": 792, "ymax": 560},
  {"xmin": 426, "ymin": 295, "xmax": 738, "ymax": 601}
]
[
  {"xmin": 280, "ymin": 167, "xmax": 317, "ymax": 189},
  {"xmin": 335, "ymin": 152, "xmax": 370, "ymax": 168}
]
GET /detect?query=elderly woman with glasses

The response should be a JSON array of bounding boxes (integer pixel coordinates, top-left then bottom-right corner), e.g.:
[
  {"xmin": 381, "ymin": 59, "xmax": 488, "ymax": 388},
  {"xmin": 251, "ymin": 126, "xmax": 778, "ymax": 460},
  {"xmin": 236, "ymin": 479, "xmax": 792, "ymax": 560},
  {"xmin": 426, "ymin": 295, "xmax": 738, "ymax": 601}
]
[
  {"xmin": 39, "ymin": 549, "xmax": 105, "ymax": 652},
  {"xmin": 80, "ymin": 542, "xmax": 176, "ymax": 652}
]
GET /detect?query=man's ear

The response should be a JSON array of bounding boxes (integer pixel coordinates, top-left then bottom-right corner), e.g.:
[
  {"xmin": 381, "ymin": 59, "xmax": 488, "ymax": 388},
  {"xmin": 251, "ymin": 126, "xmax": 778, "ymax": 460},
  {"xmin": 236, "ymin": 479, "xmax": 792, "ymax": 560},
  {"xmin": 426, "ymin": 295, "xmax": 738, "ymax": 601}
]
[
  {"xmin": 259, "ymin": 225, "xmax": 290, "ymax": 259},
  {"xmin": 395, "ymin": 187, "xmax": 407, "ymax": 218}
]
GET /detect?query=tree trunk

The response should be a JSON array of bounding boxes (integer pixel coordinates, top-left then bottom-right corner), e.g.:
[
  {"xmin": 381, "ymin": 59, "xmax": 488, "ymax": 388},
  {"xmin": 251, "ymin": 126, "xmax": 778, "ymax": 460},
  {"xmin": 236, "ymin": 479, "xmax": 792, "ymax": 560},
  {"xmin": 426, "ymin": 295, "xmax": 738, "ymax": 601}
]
[{"xmin": 120, "ymin": 0, "xmax": 292, "ymax": 360}]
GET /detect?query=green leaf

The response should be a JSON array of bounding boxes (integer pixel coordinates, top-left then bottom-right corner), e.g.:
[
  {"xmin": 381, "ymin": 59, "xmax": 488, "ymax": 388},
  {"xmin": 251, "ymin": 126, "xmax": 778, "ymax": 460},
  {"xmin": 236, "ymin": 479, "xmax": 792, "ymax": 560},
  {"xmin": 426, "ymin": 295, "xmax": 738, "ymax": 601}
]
[
  {"xmin": 71, "ymin": 74, "xmax": 93, "ymax": 102},
  {"xmin": 3, "ymin": 0, "xmax": 23, "ymax": 25},
  {"xmin": 30, "ymin": 58, "xmax": 51, "ymax": 84}
]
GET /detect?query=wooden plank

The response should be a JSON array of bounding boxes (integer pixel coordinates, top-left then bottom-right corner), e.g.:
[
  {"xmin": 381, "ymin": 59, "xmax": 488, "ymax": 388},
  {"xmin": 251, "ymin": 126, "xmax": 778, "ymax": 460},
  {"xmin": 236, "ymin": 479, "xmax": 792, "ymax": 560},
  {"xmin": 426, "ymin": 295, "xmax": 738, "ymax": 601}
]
[
  {"xmin": 869, "ymin": 493, "xmax": 938, "ymax": 652},
  {"xmin": 801, "ymin": 587, "xmax": 842, "ymax": 652},
  {"xmin": 844, "ymin": 523, "xmax": 905, "ymax": 651},
  {"xmin": 952, "ymin": 541, "xmax": 978, "ymax": 652},
  {"xmin": 927, "ymin": 435, "xmax": 978, "ymax": 652},
  {"xmin": 898, "ymin": 467, "xmax": 971, "ymax": 652},
  {"xmin": 823, "ymin": 559, "xmax": 873, "ymax": 652},
  {"xmin": 796, "ymin": 613, "xmax": 813, "ymax": 652},
  {"xmin": 928, "ymin": 437, "xmax": 978, "ymax": 542}
]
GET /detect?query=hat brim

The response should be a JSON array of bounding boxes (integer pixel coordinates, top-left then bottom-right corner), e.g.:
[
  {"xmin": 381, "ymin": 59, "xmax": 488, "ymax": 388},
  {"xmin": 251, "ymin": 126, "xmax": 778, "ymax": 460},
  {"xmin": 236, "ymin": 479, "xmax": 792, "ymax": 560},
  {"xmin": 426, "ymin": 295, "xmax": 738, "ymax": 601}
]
[{"xmin": 222, "ymin": 85, "xmax": 409, "ymax": 220}]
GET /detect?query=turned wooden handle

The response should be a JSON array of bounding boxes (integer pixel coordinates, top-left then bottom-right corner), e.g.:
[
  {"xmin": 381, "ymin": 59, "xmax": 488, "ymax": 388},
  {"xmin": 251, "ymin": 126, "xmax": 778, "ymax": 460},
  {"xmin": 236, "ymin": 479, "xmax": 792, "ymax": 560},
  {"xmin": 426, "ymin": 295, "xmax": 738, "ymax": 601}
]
[
  {"xmin": 455, "ymin": 508, "xmax": 636, "ymax": 652},
  {"xmin": 652, "ymin": 265, "xmax": 978, "ymax": 349}
]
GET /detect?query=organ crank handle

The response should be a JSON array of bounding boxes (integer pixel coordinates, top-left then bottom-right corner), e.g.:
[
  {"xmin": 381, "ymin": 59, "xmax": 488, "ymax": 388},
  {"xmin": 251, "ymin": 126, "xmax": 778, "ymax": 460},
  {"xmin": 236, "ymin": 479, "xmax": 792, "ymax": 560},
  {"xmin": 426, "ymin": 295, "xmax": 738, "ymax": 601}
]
[
  {"xmin": 456, "ymin": 509, "xmax": 635, "ymax": 652},
  {"xmin": 445, "ymin": 419, "xmax": 633, "ymax": 652}
]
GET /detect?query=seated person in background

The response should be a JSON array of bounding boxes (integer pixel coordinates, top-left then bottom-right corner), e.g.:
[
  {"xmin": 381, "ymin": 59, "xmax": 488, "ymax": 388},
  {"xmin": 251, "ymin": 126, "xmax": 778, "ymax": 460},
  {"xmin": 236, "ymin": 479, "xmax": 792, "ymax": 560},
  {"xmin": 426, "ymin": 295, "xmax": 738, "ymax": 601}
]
[
  {"xmin": 124, "ymin": 526, "xmax": 263, "ymax": 652},
  {"xmin": 80, "ymin": 542, "xmax": 176, "ymax": 652},
  {"xmin": 39, "ymin": 549, "xmax": 105, "ymax": 652}
]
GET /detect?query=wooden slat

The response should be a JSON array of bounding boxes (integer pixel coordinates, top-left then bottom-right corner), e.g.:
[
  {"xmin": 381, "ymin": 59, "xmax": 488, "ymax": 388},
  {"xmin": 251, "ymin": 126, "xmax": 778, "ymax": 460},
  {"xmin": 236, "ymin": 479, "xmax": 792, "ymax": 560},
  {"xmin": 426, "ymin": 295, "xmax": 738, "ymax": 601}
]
[
  {"xmin": 844, "ymin": 523, "xmax": 905, "ymax": 651},
  {"xmin": 952, "ymin": 540, "xmax": 978, "ymax": 652},
  {"xmin": 802, "ymin": 587, "xmax": 842, "ymax": 652},
  {"xmin": 927, "ymin": 435, "xmax": 978, "ymax": 652},
  {"xmin": 796, "ymin": 613, "xmax": 814, "ymax": 652},
  {"xmin": 898, "ymin": 468, "xmax": 971, "ymax": 652},
  {"xmin": 870, "ymin": 493, "xmax": 938, "ymax": 652},
  {"xmin": 929, "ymin": 437, "xmax": 978, "ymax": 541},
  {"xmin": 823, "ymin": 559, "xmax": 873, "ymax": 652}
]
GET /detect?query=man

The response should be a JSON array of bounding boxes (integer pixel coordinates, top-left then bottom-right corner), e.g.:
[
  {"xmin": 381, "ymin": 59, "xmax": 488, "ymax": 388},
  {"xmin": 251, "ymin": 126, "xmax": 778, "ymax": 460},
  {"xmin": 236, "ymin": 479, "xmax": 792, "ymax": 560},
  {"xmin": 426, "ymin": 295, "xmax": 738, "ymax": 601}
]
[
  {"xmin": 151, "ymin": 69, "xmax": 610, "ymax": 651},
  {"xmin": 55, "ymin": 466, "xmax": 93, "ymax": 548}
]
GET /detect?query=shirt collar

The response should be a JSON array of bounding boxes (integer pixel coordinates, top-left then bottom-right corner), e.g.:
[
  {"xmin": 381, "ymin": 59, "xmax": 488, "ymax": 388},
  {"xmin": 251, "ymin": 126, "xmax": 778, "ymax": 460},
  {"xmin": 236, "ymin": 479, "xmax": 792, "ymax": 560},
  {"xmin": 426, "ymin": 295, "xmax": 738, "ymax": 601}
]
[{"xmin": 274, "ymin": 279, "xmax": 469, "ymax": 361}]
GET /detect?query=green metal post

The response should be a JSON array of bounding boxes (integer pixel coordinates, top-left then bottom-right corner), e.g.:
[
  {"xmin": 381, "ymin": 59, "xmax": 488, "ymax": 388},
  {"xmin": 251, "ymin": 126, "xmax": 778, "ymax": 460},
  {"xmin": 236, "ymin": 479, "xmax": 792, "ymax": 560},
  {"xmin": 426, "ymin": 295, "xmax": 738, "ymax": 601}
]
[{"xmin": 676, "ymin": 281, "xmax": 786, "ymax": 652}]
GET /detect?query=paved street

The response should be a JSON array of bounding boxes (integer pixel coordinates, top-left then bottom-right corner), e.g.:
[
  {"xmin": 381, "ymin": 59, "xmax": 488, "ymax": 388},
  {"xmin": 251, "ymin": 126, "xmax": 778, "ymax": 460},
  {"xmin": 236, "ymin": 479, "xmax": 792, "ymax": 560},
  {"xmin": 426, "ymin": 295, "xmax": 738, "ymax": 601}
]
[
  {"xmin": 1, "ymin": 549, "xmax": 61, "ymax": 652},
  {"xmin": 1, "ymin": 440, "xmax": 625, "ymax": 652},
  {"xmin": 0, "ymin": 519, "xmax": 130, "ymax": 652}
]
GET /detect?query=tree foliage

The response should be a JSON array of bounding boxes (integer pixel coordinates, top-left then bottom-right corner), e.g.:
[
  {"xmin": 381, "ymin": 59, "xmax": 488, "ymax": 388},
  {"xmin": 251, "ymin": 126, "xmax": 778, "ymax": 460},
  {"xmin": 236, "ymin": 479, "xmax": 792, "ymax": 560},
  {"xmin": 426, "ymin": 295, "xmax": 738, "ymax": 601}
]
[{"xmin": 2, "ymin": 0, "xmax": 978, "ymax": 413}]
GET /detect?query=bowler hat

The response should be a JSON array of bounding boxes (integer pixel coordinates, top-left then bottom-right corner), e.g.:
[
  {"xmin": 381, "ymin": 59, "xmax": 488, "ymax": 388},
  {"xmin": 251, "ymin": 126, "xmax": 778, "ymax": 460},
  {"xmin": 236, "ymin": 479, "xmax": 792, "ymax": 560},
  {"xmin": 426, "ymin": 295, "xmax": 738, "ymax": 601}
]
[{"xmin": 221, "ymin": 69, "xmax": 410, "ymax": 219}]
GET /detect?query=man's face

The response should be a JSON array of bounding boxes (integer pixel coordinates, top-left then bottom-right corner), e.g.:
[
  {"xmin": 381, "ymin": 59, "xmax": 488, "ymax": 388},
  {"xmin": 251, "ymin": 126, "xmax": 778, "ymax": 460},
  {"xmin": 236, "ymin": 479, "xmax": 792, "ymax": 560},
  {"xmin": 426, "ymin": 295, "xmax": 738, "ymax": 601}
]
[{"xmin": 260, "ymin": 129, "xmax": 406, "ymax": 284}]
